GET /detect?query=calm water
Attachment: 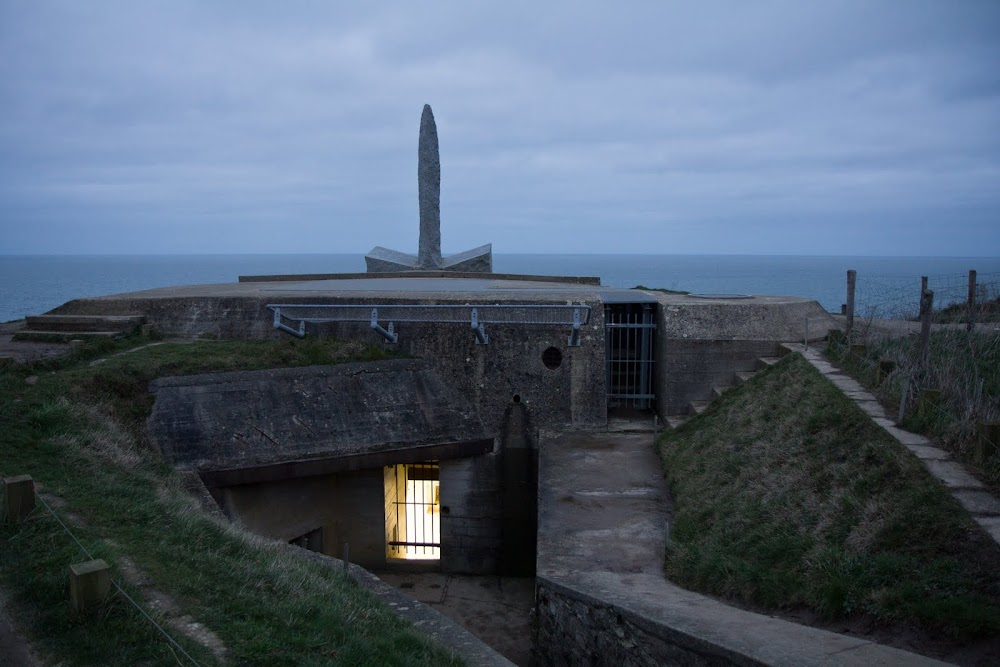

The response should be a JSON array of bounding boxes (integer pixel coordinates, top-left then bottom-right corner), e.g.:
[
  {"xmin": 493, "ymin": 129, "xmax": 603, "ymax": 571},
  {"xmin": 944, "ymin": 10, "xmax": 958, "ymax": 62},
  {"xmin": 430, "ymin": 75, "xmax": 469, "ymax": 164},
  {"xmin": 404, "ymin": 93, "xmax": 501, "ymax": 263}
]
[{"xmin": 1, "ymin": 254, "xmax": 998, "ymax": 323}]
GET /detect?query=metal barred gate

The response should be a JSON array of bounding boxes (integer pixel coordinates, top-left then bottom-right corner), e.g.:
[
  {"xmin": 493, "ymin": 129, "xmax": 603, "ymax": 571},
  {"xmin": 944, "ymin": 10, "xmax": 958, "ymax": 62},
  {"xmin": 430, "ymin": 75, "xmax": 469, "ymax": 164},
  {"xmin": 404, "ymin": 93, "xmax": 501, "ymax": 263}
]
[{"xmin": 605, "ymin": 303, "xmax": 656, "ymax": 410}]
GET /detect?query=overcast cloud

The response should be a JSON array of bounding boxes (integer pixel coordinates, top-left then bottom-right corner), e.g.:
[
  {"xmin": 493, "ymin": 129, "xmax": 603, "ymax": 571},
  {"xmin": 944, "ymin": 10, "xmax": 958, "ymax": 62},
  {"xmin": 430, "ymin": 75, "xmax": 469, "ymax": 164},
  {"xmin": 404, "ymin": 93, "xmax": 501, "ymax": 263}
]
[{"xmin": 1, "ymin": 1, "xmax": 998, "ymax": 255}]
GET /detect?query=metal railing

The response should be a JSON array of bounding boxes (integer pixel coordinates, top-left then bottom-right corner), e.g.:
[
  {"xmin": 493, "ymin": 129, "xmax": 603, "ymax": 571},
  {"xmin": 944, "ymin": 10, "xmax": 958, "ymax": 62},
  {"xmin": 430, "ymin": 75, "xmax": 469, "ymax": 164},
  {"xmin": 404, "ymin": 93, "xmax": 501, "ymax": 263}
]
[{"xmin": 266, "ymin": 303, "xmax": 592, "ymax": 346}]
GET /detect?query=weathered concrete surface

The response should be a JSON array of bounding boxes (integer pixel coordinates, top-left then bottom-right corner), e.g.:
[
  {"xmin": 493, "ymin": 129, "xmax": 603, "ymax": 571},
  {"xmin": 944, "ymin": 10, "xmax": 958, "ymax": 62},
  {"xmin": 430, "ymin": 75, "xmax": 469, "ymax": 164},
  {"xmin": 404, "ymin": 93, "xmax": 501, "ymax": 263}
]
[
  {"xmin": 55, "ymin": 278, "xmax": 610, "ymax": 433},
  {"xmin": 148, "ymin": 359, "xmax": 487, "ymax": 471},
  {"xmin": 296, "ymin": 549, "xmax": 514, "ymax": 666},
  {"xmin": 535, "ymin": 430, "xmax": 949, "ymax": 666},
  {"xmin": 377, "ymin": 573, "xmax": 534, "ymax": 666},
  {"xmin": 652, "ymin": 294, "xmax": 836, "ymax": 417}
]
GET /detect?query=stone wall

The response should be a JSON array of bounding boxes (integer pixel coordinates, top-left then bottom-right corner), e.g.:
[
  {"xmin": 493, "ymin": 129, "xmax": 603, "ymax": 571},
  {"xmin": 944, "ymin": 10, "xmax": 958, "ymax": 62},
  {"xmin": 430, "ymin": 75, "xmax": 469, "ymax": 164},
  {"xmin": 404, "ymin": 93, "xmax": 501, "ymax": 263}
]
[{"xmin": 535, "ymin": 579, "xmax": 735, "ymax": 666}]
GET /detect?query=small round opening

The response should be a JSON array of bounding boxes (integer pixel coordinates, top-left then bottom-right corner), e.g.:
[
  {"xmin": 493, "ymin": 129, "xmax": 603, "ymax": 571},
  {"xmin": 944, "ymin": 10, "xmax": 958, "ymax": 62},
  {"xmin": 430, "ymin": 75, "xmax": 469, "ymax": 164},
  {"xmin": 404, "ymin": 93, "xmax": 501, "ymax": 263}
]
[
  {"xmin": 542, "ymin": 347, "xmax": 563, "ymax": 370},
  {"xmin": 512, "ymin": 394, "xmax": 521, "ymax": 403}
]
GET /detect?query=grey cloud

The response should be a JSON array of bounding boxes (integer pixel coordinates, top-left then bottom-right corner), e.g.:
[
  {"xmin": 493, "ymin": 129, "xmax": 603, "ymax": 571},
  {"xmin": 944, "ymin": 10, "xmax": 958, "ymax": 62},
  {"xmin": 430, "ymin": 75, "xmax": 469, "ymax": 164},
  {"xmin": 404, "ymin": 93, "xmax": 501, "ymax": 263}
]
[{"xmin": 1, "ymin": 1, "xmax": 998, "ymax": 255}]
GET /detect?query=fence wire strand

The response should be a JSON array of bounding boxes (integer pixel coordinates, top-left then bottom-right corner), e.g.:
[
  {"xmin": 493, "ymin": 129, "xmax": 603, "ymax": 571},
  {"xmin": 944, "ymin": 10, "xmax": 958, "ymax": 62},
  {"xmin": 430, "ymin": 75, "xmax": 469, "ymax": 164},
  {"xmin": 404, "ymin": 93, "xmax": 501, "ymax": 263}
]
[{"xmin": 3, "ymin": 486, "xmax": 201, "ymax": 666}]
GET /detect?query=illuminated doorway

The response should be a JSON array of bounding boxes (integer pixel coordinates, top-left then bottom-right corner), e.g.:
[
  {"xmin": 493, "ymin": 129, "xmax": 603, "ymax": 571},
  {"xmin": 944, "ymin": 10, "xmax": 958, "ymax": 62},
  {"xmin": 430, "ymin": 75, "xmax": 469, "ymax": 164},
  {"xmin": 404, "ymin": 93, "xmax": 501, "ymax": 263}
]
[{"xmin": 385, "ymin": 463, "xmax": 440, "ymax": 560}]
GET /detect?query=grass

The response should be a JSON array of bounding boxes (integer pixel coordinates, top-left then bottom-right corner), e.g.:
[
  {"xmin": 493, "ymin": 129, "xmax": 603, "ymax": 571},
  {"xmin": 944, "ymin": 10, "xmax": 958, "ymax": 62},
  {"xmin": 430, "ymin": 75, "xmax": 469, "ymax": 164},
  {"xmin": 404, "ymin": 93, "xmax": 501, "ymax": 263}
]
[
  {"xmin": 658, "ymin": 353, "xmax": 1000, "ymax": 640},
  {"xmin": 827, "ymin": 330, "xmax": 1000, "ymax": 495},
  {"xmin": 0, "ymin": 335, "xmax": 461, "ymax": 666},
  {"xmin": 932, "ymin": 296, "xmax": 1000, "ymax": 324},
  {"xmin": 632, "ymin": 284, "xmax": 690, "ymax": 295}
]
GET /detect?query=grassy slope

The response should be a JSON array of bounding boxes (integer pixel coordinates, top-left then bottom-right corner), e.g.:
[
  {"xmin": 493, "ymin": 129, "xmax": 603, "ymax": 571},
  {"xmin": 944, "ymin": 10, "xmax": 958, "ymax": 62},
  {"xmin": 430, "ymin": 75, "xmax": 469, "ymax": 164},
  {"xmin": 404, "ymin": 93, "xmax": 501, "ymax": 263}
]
[
  {"xmin": 828, "ymin": 330, "xmax": 1000, "ymax": 495},
  {"xmin": 658, "ymin": 353, "xmax": 1000, "ymax": 640},
  {"xmin": 0, "ymin": 336, "xmax": 461, "ymax": 666}
]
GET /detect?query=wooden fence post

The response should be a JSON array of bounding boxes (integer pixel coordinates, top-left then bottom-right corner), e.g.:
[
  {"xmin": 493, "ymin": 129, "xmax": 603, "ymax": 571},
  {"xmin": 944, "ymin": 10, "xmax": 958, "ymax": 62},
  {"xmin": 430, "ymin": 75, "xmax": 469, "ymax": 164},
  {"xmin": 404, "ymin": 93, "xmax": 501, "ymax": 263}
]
[
  {"xmin": 968, "ymin": 269, "xmax": 977, "ymax": 332},
  {"xmin": 846, "ymin": 270, "xmax": 856, "ymax": 341},
  {"xmin": 919, "ymin": 389, "xmax": 941, "ymax": 418},
  {"xmin": 976, "ymin": 422, "xmax": 1000, "ymax": 463},
  {"xmin": 2, "ymin": 475, "xmax": 35, "ymax": 523},
  {"xmin": 919, "ymin": 288, "xmax": 934, "ymax": 373},
  {"xmin": 70, "ymin": 559, "xmax": 111, "ymax": 612}
]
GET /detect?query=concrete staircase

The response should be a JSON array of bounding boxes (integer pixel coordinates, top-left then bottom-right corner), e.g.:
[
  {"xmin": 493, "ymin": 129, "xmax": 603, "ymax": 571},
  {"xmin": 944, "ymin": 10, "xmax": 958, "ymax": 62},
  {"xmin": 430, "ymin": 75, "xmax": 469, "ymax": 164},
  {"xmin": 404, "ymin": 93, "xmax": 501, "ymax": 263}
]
[
  {"xmin": 14, "ymin": 314, "xmax": 146, "ymax": 342},
  {"xmin": 664, "ymin": 354, "xmax": 784, "ymax": 429}
]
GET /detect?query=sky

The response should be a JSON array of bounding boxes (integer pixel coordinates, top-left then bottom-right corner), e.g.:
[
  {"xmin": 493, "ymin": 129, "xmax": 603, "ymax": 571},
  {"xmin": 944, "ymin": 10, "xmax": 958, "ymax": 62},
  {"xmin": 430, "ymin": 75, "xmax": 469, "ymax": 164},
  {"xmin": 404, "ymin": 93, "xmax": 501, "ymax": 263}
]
[{"xmin": 1, "ymin": 1, "xmax": 998, "ymax": 256}]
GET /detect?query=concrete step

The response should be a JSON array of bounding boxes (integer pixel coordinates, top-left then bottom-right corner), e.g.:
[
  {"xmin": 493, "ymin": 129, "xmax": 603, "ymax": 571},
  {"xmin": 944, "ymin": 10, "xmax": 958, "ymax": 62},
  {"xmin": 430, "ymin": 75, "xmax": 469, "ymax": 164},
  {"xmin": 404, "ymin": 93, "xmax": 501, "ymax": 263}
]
[
  {"xmin": 711, "ymin": 385, "xmax": 733, "ymax": 400},
  {"xmin": 607, "ymin": 417, "xmax": 657, "ymax": 434},
  {"xmin": 665, "ymin": 415, "xmax": 690, "ymax": 429},
  {"xmin": 756, "ymin": 356, "xmax": 782, "ymax": 370},
  {"xmin": 688, "ymin": 400, "xmax": 711, "ymax": 416},
  {"xmin": 24, "ymin": 314, "xmax": 144, "ymax": 333},
  {"xmin": 734, "ymin": 371, "xmax": 756, "ymax": 385},
  {"xmin": 13, "ymin": 330, "xmax": 122, "ymax": 342}
]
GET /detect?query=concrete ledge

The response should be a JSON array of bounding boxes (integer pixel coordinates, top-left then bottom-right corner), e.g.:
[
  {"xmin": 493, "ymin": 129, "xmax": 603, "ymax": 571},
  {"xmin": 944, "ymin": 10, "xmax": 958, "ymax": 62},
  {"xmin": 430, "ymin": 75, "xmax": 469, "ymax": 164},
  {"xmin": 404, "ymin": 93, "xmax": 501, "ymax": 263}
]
[
  {"xmin": 536, "ymin": 574, "xmax": 949, "ymax": 666},
  {"xmin": 238, "ymin": 270, "xmax": 601, "ymax": 285}
]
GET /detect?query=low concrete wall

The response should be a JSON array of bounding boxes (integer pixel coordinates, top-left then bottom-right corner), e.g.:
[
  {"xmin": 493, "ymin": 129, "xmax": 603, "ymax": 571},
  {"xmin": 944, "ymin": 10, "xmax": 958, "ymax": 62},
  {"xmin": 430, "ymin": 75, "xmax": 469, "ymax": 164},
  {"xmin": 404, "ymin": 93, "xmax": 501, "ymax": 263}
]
[
  {"xmin": 655, "ymin": 339, "xmax": 780, "ymax": 415},
  {"xmin": 535, "ymin": 578, "xmax": 732, "ymax": 666},
  {"xmin": 651, "ymin": 295, "xmax": 837, "ymax": 416}
]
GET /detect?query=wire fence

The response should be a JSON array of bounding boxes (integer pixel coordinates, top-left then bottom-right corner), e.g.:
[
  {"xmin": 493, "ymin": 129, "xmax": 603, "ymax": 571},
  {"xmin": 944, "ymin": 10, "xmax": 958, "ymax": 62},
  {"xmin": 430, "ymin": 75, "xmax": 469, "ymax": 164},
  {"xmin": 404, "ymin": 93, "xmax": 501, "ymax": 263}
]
[
  {"xmin": 849, "ymin": 271, "xmax": 1000, "ymax": 341},
  {"xmin": 1, "ymin": 475, "xmax": 202, "ymax": 666},
  {"xmin": 831, "ymin": 268, "xmax": 1000, "ymax": 469}
]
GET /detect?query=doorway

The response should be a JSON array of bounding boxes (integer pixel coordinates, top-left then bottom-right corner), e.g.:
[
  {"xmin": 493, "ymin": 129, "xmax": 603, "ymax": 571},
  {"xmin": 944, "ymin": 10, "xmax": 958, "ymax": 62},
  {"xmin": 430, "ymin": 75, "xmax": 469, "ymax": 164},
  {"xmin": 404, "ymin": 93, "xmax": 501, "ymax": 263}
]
[{"xmin": 385, "ymin": 462, "xmax": 441, "ymax": 560}]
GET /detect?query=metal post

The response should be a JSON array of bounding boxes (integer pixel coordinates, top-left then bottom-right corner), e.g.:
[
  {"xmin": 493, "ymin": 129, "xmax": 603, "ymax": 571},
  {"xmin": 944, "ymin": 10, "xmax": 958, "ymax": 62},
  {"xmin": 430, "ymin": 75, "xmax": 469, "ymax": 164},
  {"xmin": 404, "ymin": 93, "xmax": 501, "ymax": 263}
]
[
  {"xmin": 846, "ymin": 270, "xmax": 856, "ymax": 342},
  {"xmin": 639, "ymin": 304, "xmax": 651, "ymax": 410}
]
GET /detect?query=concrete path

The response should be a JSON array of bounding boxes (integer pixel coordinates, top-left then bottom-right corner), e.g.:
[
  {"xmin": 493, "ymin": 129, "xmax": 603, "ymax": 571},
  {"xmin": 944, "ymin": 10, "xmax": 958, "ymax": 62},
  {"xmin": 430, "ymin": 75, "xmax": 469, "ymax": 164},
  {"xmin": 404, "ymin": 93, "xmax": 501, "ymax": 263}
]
[
  {"xmin": 536, "ymin": 429, "xmax": 951, "ymax": 666},
  {"xmin": 785, "ymin": 343, "xmax": 1000, "ymax": 548}
]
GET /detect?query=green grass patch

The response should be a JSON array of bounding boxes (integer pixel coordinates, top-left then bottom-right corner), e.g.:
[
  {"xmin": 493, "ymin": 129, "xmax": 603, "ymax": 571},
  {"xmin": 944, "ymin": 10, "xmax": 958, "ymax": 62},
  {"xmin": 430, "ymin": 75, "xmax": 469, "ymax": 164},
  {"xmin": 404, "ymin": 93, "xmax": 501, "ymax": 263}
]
[
  {"xmin": 632, "ymin": 284, "xmax": 690, "ymax": 295},
  {"xmin": 1, "ymin": 335, "xmax": 460, "ymax": 666},
  {"xmin": 658, "ymin": 353, "xmax": 1000, "ymax": 639}
]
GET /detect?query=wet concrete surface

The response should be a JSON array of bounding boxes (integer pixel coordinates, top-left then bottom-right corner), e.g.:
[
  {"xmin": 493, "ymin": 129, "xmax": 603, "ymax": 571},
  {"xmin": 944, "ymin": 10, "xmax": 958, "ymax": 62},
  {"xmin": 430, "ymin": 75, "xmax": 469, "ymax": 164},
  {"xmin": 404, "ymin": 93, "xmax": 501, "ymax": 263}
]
[
  {"xmin": 376, "ymin": 573, "xmax": 535, "ymax": 666},
  {"xmin": 537, "ymin": 430, "xmax": 670, "ymax": 579}
]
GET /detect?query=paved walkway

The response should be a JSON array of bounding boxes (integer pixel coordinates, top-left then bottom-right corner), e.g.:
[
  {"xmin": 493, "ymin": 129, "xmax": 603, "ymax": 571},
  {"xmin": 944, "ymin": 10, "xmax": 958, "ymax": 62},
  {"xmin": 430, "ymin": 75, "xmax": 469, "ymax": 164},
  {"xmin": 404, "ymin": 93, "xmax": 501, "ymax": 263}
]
[
  {"xmin": 785, "ymin": 344, "xmax": 1000, "ymax": 547},
  {"xmin": 537, "ymin": 430, "xmax": 951, "ymax": 666}
]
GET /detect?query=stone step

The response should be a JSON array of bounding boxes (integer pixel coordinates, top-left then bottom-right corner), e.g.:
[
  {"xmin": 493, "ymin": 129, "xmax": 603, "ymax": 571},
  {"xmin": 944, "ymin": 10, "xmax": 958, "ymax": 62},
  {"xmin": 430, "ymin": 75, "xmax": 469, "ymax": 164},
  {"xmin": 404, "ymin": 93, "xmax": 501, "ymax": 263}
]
[
  {"xmin": 665, "ymin": 416, "xmax": 690, "ymax": 429},
  {"xmin": 13, "ymin": 330, "xmax": 122, "ymax": 342},
  {"xmin": 711, "ymin": 386, "xmax": 729, "ymax": 400},
  {"xmin": 734, "ymin": 371, "xmax": 756, "ymax": 385},
  {"xmin": 688, "ymin": 400, "xmax": 710, "ymax": 416},
  {"xmin": 756, "ymin": 356, "xmax": 782, "ymax": 370},
  {"xmin": 24, "ymin": 314, "xmax": 144, "ymax": 333}
]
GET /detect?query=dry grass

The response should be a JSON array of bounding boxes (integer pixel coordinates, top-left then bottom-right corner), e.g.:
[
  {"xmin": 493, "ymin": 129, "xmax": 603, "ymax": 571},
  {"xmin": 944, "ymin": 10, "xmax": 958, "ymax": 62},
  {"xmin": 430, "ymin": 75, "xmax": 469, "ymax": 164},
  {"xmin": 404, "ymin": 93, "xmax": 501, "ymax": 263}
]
[{"xmin": 828, "ymin": 330, "xmax": 1000, "ymax": 494}]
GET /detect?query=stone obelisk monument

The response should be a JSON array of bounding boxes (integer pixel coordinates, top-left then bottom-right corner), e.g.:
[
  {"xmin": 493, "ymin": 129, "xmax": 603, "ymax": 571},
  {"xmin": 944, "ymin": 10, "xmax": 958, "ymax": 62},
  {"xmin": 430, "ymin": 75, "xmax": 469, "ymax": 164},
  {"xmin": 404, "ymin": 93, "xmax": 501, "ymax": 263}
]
[{"xmin": 366, "ymin": 104, "xmax": 492, "ymax": 273}]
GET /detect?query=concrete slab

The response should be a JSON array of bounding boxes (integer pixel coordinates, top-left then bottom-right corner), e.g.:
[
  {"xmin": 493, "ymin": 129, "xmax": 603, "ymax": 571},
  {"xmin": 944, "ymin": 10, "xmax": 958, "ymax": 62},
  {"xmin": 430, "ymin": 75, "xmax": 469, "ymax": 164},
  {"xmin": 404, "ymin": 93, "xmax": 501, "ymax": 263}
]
[
  {"xmin": 881, "ymin": 425, "xmax": 931, "ymax": 446},
  {"xmin": 975, "ymin": 516, "xmax": 1000, "ymax": 542},
  {"xmin": 953, "ymin": 490, "xmax": 1000, "ymax": 516},
  {"xmin": 924, "ymin": 460, "xmax": 984, "ymax": 490},
  {"xmin": 905, "ymin": 444, "xmax": 951, "ymax": 461},
  {"xmin": 857, "ymin": 400, "xmax": 888, "ymax": 419}
]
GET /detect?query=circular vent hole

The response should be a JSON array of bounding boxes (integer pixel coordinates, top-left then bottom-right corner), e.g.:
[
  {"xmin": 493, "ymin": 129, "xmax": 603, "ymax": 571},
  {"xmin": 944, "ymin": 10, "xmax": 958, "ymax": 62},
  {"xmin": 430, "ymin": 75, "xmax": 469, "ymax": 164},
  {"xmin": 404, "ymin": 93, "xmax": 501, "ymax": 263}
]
[{"xmin": 542, "ymin": 347, "xmax": 563, "ymax": 370}]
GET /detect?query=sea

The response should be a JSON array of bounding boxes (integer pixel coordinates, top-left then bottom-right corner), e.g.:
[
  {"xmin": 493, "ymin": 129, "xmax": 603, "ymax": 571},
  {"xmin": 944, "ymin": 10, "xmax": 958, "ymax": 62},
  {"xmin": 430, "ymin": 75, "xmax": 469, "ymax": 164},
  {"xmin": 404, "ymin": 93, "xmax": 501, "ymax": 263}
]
[{"xmin": 2, "ymin": 254, "xmax": 999, "ymax": 324}]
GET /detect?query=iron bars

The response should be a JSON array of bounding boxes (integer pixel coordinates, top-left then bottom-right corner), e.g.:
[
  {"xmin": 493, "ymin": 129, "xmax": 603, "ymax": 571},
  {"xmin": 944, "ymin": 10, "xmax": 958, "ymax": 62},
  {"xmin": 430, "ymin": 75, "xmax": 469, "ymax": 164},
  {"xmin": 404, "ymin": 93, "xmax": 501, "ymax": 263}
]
[{"xmin": 267, "ymin": 303, "xmax": 591, "ymax": 346}]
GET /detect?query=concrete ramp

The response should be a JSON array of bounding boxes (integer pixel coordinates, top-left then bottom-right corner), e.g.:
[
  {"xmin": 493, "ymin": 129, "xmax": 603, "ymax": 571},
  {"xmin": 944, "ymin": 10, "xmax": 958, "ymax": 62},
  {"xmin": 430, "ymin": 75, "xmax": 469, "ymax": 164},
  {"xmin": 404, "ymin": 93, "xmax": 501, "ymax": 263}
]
[{"xmin": 535, "ymin": 430, "xmax": 950, "ymax": 666}]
